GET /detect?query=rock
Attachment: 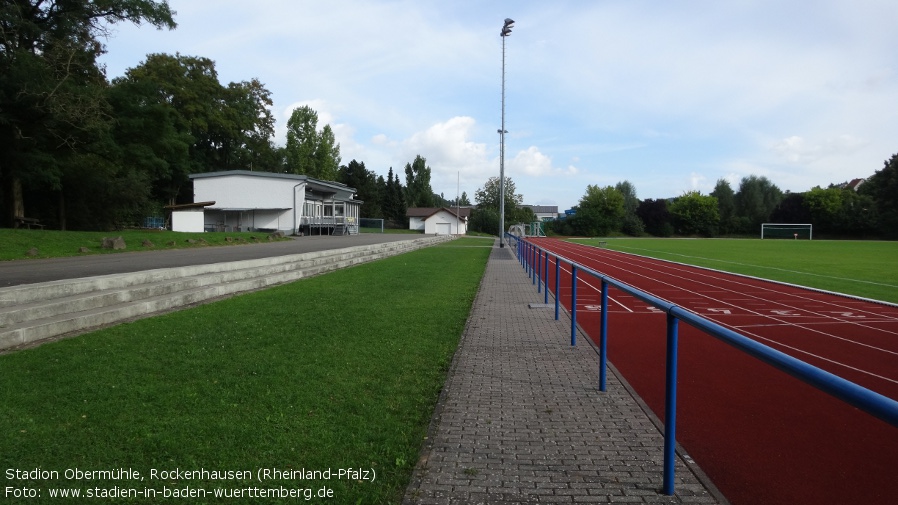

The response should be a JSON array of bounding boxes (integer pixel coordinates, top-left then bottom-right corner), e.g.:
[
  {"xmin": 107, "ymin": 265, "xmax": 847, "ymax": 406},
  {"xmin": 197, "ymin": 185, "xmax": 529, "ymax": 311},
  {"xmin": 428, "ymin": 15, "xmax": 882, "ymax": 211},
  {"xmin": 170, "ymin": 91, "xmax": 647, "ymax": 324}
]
[
  {"xmin": 78, "ymin": 247, "xmax": 90, "ymax": 253},
  {"xmin": 225, "ymin": 236, "xmax": 234, "ymax": 243},
  {"xmin": 186, "ymin": 239, "xmax": 197, "ymax": 244},
  {"xmin": 269, "ymin": 230, "xmax": 286, "ymax": 239},
  {"xmin": 166, "ymin": 240, "xmax": 176, "ymax": 246},
  {"xmin": 101, "ymin": 236, "xmax": 126, "ymax": 250},
  {"xmin": 26, "ymin": 247, "xmax": 39, "ymax": 257},
  {"xmin": 141, "ymin": 239, "xmax": 155, "ymax": 248}
]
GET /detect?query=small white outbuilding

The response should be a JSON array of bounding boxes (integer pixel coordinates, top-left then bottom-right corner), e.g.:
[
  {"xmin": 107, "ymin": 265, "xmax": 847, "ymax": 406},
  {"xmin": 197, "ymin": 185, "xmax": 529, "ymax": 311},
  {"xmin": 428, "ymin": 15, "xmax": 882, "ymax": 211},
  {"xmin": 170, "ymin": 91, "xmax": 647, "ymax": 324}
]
[{"xmin": 406, "ymin": 207, "xmax": 471, "ymax": 235}]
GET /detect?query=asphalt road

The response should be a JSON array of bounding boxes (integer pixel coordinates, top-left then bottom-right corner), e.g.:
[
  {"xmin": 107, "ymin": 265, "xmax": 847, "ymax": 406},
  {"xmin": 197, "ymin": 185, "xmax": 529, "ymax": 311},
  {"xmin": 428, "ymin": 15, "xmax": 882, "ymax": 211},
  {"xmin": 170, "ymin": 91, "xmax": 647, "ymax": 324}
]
[{"xmin": 0, "ymin": 234, "xmax": 427, "ymax": 287}]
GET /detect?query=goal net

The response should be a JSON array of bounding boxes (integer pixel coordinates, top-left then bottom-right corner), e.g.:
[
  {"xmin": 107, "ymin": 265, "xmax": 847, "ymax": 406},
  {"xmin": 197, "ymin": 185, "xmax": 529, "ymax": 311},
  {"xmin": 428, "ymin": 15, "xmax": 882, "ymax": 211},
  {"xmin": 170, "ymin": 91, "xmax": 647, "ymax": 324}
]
[
  {"xmin": 761, "ymin": 223, "xmax": 813, "ymax": 240},
  {"xmin": 359, "ymin": 218, "xmax": 384, "ymax": 233}
]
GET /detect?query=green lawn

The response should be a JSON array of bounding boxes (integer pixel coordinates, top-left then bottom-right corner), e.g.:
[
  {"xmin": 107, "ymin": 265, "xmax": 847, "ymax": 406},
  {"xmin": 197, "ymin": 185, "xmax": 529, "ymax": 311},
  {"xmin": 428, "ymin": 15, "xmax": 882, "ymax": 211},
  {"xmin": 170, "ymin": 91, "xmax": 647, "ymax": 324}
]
[
  {"xmin": 570, "ymin": 238, "xmax": 898, "ymax": 304},
  {"xmin": 0, "ymin": 241, "xmax": 490, "ymax": 504},
  {"xmin": 0, "ymin": 228, "xmax": 290, "ymax": 261}
]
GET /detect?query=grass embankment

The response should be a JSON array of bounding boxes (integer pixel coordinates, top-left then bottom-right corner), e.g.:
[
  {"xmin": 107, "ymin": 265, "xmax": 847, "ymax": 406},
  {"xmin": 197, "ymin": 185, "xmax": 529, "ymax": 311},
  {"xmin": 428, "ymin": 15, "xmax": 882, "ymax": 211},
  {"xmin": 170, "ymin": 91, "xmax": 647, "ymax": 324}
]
[
  {"xmin": 571, "ymin": 238, "xmax": 898, "ymax": 304},
  {"xmin": 0, "ymin": 240, "xmax": 490, "ymax": 504},
  {"xmin": 0, "ymin": 229, "xmax": 291, "ymax": 261}
]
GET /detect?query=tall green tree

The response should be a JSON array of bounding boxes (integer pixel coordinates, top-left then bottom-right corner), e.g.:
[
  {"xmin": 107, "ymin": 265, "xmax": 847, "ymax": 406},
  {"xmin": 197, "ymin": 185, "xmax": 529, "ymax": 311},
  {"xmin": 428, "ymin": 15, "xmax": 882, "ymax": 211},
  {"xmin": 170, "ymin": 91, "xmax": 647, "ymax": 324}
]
[
  {"xmin": 637, "ymin": 199, "xmax": 673, "ymax": 237},
  {"xmin": 0, "ymin": 0, "xmax": 176, "ymax": 226},
  {"xmin": 474, "ymin": 176, "xmax": 522, "ymax": 214},
  {"xmin": 860, "ymin": 153, "xmax": 898, "ymax": 238},
  {"xmin": 669, "ymin": 191, "xmax": 719, "ymax": 236},
  {"xmin": 221, "ymin": 79, "xmax": 277, "ymax": 171},
  {"xmin": 570, "ymin": 185, "xmax": 625, "ymax": 236},
  {"xmin": 284, "ymin": 106, "xmax": 341, "ymax": 179},
  {"xmin": 403, "ymin": 155, "xmax": 434, "ymax": 208},
  {"xmin": 735, "ymin": 175, "xmax": 783, "ymax": 233},
  {"xmin": 382, "ymin": 167, "xmax": 406, "ymax": 225},
  {"xmin": 614, "ymin": 180, "xmax": 644, "ymax": 236},
  {"xmin": 338, "ymin": 159, "xmax": 380, "ymax": 218},
  {"xmin": 711, "ymin": 179, "xmax": 737, "ymax": 235},
  {"xmin": 314, "ymin": 124, "xmax": 340, "ymax": 181},
  {"xmin": 285, "ymin": 105, "xmax": 319, "ymax": 176},
  {"xmin": 112, "ymin": 53, "xmax": 274, "ymax": 203}
]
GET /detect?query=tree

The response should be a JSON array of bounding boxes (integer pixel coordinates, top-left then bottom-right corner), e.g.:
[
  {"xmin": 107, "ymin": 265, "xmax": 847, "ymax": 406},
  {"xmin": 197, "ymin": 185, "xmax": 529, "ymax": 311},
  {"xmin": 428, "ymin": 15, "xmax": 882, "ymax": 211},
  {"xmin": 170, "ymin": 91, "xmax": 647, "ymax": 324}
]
[
  {"xmin": 0, "ymin": 0, "xmax": 176, "ymax": 226},
  {"xmin": 569, "ymin": 185, "xmax": 625, "ymax": 236},
  {"xmin": 860, "ymin": 153, "xmax": 898, "ymax": 238},
  {"xmin": 285, "ymin": 106, "xmax": 319, "ymax": 176},
  {"xmin": 403, "ymin": 155, "xmax": 434, "ymax": 208},
  {"xmin": 615, "ymin": 180, "xmax": 644, "ymax": 236},
  {"xmin": 711, "ymin": 179, "xmax": 737, "ymax": 235},
  {"xmin": 637, "ymin": 199, "xmax": 673, "ymax": 237},
  {"xmin": 735, "ymin": 175, "xmax": 783, "ymax": 233},
  {"xmin": 803, "ymin": 186, "xmax": 843, "ymax": 234},
  {"xmin": 338, "ymin": 159, "xmax": 380, "ymax": 218},
  {"xmin": 669, "ymin": 191, "xmax": 719, "ymax": 236},
  {"xmin": 474, "ymin": 176, "xmax": 523, "ymax": 214},
  {"xmin": 458, "ymin": 191, "xmax": 471, "ymax": 206},
  {"xmin": 382, "ymin": 167, "xmax": 406, "ymax": 225},
  {"xmin": 284, "ymin": 106, "xmax": 341, "ymax": 179},
  {"xmin": 314, "ymin": 124, "xmax": 340, "ymax": 181},
  {"xmin": 111, "ymin": 53, "xmax": 223, "ymax": 205},
  {"xmin": 221, "ymin": 79, "xmax": 277, "ymax": 171},
  {"xmin": 769, "ymin": 192, "xmax": 810, "ymax": 225}
]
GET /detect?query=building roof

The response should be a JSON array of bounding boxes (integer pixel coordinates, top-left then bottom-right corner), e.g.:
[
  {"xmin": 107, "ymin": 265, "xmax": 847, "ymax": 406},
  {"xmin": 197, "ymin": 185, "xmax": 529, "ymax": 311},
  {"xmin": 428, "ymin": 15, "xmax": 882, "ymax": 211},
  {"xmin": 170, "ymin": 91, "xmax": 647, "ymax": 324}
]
[
  {"xmin": 406, "ymin": 207, "xmax": 472, "ymax": 220},
  {"xmin": 845, "ymin": 178, "xmax": 865, "ymax": 191},
  {"xmin": 189, "ymin": 170, "xmax": 356, "ymax": 194},
  {"xmin": 164, "ymin": 201, "xmax": 216, "ymax": 210},
  {"xmin": 521, "ymin": 205, "xmax": 559, "ymax": 214}
]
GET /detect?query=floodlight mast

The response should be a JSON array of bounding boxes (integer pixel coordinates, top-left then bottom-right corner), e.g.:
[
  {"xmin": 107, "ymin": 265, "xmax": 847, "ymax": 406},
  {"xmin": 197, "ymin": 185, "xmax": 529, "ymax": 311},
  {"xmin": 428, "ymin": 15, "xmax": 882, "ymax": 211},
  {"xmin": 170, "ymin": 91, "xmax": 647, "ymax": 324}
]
[{"xmin": 499, "ymin": 18, "xmax": 513, "ymax": 248}]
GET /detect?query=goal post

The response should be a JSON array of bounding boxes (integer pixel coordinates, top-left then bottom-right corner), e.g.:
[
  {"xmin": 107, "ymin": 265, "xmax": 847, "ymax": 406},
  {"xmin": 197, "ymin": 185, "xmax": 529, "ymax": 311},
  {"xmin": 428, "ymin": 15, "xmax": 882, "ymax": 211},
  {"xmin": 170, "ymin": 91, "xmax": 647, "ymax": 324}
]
[{"xmin": 761, "ymin": 223, "xmax": 813, "ymax": 240}]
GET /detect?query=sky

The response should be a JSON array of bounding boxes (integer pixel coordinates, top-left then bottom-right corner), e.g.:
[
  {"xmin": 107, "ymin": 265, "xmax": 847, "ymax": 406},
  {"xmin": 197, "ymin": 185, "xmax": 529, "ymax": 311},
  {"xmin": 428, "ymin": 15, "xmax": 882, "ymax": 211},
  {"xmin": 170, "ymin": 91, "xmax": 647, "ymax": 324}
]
[{"xmin": 98, "ymin": 0, "xmax": 898, "ymax": 212}]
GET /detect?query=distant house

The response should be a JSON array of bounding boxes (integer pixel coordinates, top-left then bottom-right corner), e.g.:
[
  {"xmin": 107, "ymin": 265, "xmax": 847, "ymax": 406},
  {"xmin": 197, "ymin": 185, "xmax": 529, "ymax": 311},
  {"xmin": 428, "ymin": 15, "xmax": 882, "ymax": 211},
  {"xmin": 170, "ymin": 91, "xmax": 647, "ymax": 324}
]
[
  {"xmin": 172, "ymin": 170, "xmax": 362, "ymax": 235},
  {"xmin": 406, "ymin": 207, "xmax": 471, "ymax": 235},
  {"xmin": 521, "ymin": 205, "xmax": 559, "ymax": 221},
  {"xmin": 843, "ymin": 178, "xmax": 865, "ymax": 192}
]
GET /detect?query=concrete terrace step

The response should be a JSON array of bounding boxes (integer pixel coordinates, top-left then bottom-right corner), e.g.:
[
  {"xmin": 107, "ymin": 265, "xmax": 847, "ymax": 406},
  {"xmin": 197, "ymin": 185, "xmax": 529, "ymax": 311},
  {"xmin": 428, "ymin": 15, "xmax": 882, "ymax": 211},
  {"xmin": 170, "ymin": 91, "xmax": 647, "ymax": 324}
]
[{"xmin": 0, "ymin": 235, "xmax": 454, "ymax": 351}]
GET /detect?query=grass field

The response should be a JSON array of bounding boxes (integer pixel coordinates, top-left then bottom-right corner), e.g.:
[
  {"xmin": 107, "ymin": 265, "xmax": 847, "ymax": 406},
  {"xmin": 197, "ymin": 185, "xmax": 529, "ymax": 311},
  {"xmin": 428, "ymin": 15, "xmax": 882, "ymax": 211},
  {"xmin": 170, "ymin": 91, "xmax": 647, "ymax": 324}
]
[
  {"xmin": 0, "ymin": 239, "xmax": 490, "ymax": 504},
  {"xmin": 569, "ymin": 238, "xmax": 898, "ymax": 304},
  {"xmin": 0, "ymin": 229, "xmax": 292, "ymax": 261}
]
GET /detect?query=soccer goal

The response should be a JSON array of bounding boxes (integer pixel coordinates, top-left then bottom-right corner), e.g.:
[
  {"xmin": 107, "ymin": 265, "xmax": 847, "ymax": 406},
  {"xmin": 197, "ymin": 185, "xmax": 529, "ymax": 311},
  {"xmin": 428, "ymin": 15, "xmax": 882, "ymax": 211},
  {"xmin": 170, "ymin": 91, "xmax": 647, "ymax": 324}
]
[
  {"xmin": 761, "ymin": 223, "xmax": 813, "ymax": 240},
  {"xmin": 359, "ymin": 218, "xmax": 384, "ymax": 233}
]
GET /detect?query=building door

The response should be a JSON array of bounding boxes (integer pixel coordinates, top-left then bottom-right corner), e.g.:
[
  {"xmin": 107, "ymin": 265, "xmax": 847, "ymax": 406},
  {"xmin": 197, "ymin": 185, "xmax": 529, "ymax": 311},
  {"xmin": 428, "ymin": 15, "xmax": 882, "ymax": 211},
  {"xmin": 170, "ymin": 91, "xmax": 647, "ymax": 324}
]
[{"xmin": 436, "ymin": 223, "xmax": 451, "ymax": 235}]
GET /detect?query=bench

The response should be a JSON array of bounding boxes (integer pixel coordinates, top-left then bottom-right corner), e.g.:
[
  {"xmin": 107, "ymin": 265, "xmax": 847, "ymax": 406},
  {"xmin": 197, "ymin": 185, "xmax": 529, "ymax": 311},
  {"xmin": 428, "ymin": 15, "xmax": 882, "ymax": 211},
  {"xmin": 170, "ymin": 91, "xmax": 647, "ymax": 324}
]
[{"xmin": 14, "ymin": 216, "xmax": 45, "ymax": 230}]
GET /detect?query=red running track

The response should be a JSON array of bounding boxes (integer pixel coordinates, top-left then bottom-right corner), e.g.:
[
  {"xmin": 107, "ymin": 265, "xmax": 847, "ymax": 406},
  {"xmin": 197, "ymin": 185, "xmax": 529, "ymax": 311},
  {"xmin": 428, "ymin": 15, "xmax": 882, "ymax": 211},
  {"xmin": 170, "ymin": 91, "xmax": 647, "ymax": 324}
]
[{"xmin": 525, "ymin": 238, "xmax": 898, "ymax": 505}]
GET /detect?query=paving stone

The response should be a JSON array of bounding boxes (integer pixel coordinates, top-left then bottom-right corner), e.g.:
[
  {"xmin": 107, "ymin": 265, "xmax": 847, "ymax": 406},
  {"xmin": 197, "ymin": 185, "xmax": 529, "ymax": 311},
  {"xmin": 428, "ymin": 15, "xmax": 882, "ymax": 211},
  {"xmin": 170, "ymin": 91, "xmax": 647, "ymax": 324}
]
[{"xmin": 403, "ymin": 241, "xmax": 727, "ymax": 505}]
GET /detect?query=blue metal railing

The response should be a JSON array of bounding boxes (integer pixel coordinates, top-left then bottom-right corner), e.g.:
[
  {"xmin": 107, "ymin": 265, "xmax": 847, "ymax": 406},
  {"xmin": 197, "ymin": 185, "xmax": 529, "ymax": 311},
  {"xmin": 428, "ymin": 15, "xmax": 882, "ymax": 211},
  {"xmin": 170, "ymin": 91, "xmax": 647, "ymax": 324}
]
[{"xmin": 506, "ymin": 233, "xmax": 898, "ymax": 495}]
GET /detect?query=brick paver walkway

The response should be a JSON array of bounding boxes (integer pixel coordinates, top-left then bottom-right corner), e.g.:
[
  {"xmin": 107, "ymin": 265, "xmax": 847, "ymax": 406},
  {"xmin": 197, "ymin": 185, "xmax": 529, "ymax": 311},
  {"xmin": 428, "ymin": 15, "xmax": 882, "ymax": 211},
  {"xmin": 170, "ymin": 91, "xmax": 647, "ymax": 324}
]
[{"xmin": 403, "ymin": 242, "xmax": 726, "ymax": 504}]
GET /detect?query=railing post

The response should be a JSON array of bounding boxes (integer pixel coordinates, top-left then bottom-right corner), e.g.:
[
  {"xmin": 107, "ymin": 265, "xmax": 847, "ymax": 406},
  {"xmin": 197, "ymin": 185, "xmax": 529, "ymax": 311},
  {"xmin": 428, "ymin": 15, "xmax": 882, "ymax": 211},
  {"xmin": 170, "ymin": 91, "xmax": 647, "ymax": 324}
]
[
  {"xmin": 544, "ymin": 250, "xmax": 549, "ymax": 304},
  {"xmin": 524, "ymin": 242, "xmax": 533, "ymax": 277},
  {"xmin": 571, "ymin": 265, "xmax": 578, "ymax": 346},
  {"xmin": 554, "ymin": 256, "xmax": 560, "ymax": 320},
  {"xmin": 599, "ymin": 279, "xmax": 609, "ymax": 392},
  {"xmin": 663, "ymin": 313, "xmax": 680, "ymax": 496},
  {"xmin": 536, "ymin": 247, "xmax": 541, "ymax": 289}
]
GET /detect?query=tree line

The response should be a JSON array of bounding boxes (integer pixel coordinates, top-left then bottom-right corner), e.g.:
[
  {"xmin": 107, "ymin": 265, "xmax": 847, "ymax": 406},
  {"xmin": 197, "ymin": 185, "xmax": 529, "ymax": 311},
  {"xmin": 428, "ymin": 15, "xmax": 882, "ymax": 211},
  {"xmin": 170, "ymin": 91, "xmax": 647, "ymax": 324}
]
[{"xmin": 553, "ymin": 154, "xmax": 898, "ymax": 240}]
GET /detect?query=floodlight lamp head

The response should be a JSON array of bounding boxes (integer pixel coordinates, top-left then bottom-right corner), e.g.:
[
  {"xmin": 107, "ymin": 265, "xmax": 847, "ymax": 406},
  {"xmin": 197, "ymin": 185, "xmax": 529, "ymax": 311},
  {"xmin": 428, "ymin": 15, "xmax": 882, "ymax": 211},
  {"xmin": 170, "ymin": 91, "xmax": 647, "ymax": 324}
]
[{"xmin": 501, "ymin": 18, "xmax": 514, "ymax": 36}]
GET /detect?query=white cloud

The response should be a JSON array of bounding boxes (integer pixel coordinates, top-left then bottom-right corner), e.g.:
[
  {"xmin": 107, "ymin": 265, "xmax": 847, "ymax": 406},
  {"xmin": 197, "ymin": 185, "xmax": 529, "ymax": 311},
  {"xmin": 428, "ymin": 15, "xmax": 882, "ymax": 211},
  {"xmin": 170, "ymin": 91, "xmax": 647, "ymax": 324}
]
[
  {"xmin": 508, "ymin": 146, "xmax": 579, "ymax": 177},
  {"xmin": 771, "ymin": 135, "xmax": 869, "ymax": 164}
]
